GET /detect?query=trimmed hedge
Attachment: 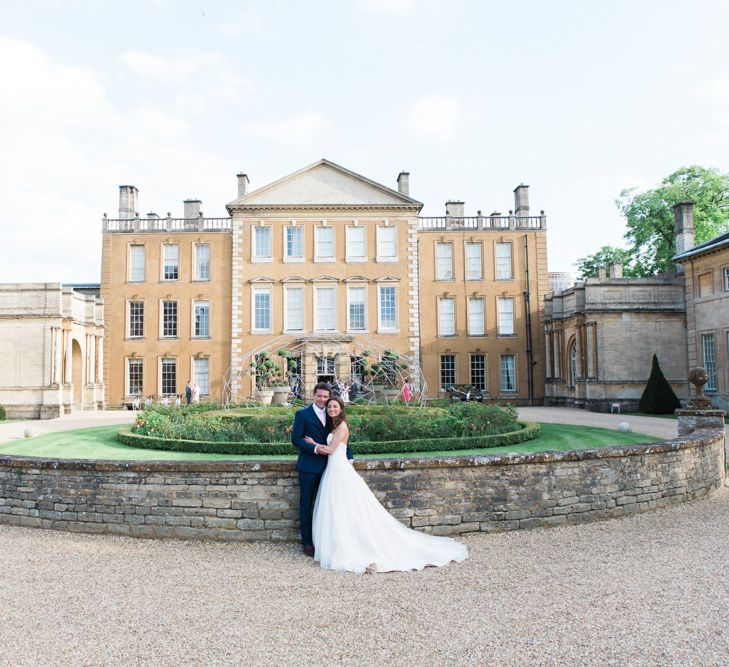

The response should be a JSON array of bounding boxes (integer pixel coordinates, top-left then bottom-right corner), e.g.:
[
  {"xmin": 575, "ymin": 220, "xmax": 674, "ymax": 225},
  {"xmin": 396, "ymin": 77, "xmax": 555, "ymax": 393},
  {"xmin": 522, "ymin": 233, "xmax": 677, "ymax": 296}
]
[
  {"xmin": 116, "ymin": 422, "xmax": 540, "ymax": 456},
  {"xmin": 0, "ymin": 405, "xmax": 5, "ymax": 421}
]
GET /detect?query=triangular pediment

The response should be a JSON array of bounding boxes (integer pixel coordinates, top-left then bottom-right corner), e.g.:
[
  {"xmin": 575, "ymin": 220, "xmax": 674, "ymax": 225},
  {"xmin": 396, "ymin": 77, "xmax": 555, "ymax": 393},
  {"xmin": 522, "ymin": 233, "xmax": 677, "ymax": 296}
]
[{"xmin": 228, "ymin": 159, "xmax": 423, "ymax": 210}]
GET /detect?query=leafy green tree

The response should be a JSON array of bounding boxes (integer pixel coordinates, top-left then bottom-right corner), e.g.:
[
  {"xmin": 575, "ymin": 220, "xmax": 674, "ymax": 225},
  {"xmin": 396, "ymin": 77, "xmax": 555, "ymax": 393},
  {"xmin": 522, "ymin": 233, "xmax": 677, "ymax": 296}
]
[
  {"xmin": 574, "ymin": 245, "xmax": 637, "ymax": 280},
  {"xmin": 576, "ymin": 166, "xmax": 729, "ymax": 278}
]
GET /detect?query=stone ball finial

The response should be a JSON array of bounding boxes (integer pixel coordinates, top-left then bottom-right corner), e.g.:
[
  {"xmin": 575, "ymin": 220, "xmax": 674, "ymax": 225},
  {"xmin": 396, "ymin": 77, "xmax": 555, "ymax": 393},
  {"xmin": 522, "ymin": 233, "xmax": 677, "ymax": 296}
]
[{"xmin": 689, "ymin": 367, "xmax": 708, "ymax": 394}]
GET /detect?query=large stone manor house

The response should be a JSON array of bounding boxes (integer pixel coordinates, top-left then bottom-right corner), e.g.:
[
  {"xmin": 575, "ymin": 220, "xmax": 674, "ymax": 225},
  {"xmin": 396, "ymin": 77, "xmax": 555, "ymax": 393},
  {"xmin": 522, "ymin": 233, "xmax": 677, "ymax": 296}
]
[{"xmin": 101, "ymin": 159, "xmax": 549, "ymax": 406}]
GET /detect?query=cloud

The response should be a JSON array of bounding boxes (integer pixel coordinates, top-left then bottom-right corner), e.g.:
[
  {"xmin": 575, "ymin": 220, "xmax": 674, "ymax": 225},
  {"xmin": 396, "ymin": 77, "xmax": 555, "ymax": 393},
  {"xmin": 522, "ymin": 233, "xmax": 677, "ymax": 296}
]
[
  {"xmin": 696, "ymin": 78, "xmax": 729, "ymax": 107},
  {"xmin": 358, "ymin": 0, "xmax": 444, "ymax": 15},
  {"xmin": 0, "ymin": 36, "xmax": 238, "ymax": 283},
  {"xmin": 406, "ymin": 94, "xmax": 461, "ymax": 140},
  {"xmin": 240, "ymin": 111, "xmax": 330, "ymax": 147}
]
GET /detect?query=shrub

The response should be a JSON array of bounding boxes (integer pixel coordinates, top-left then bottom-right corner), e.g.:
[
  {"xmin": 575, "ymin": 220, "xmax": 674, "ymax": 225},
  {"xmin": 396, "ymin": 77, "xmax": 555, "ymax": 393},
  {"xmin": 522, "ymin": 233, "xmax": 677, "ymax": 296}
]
[
  {"xmin": 116, "ymin": 422, "xmax": 540, "ymax": 456},
  {"xmin": 122, "ymin": 401, "xmax": 528, "ymax": 455},
  {"xmin": 639, "ymin": 354, "xmax": 681, "ymax": 414},
  {"xmin": 0, "ymin": 405, "xmax": 6, "ymax": 421}
]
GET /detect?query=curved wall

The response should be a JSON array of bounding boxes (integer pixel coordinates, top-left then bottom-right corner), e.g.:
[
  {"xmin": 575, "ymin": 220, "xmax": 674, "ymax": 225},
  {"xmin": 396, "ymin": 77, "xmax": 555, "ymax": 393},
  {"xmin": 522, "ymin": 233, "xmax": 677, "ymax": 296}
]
[{"xmin": 0, "ymin": 433, "xmax": 724, "ymax": 541}]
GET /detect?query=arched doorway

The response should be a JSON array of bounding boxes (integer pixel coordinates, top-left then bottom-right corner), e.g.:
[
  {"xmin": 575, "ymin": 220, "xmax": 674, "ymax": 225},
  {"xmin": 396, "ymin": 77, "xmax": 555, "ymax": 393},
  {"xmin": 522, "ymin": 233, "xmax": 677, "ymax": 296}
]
[{"xmin": 71, "ymin": 339, "xmax": 83, "ymax": 408}]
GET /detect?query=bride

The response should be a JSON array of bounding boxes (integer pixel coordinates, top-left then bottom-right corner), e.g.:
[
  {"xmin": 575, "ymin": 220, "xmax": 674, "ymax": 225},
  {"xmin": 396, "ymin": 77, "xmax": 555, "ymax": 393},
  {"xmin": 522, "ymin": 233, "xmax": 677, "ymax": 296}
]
[{"xmin": 305, "ymin": 397, "xmax": 468, "ymax": 574}]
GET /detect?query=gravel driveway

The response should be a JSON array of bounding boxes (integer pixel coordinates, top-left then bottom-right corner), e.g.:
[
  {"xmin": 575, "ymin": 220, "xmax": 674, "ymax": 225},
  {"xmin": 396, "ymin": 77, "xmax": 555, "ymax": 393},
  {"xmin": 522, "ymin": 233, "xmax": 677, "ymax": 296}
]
[{"xmin": 1, "ymin": 488, "xmax": 728, "ymax": 666}]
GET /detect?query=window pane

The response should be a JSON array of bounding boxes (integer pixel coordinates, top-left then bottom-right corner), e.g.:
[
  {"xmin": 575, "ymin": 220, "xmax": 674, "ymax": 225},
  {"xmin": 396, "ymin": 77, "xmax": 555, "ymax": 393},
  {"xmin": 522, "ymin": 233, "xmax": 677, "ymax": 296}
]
[
  {"xmin": 129, "ymin": 245, "xmax": 145, "ymax": 282},
  {"xmin": 194, "ymin": 301, "xmax": 209, "ymax": 337},
  {"xmin": 500, "ymin": 355, "xmax": 516, "ymax": 392},
  {"xmin": 161, "ymin": 359, "xmax": 177, "ymax": 395},
  {"xmin": 570, "ymin": 343, "xmax": 577, "ymax": 387},
  {"xmin": 377, "ymin": 226, "xmax": 396, "ymax": 258},
  {"xmin": 194, "ymin": 358, "xmax": 209, "ymax": 395},
  {"xmin": 348, "ymin": 287, "xmax": 366, "ymax": 330},
  {"xmin": 724, "ymin": 267, "xmax": 729, "ymax": 292},
  {"xmin": 128, "ymin": 359, "xmax": 143, "ymax": 395},
  {"xmin": 436, "ymin": 243, "xmax": 453, "ymax": 280},
  {"xmin": 497, "ymin": 297, "xmax": 514, "ymax": 335},
  {"xmin": 379, "ymin": 286, "xmax": 396, "ymax": 330},
  {"xmin": 470, "ymin": 354, "xmax": 486, "ymax": 390},
  {"xmin": 440, "ymin": 354, "xmax": 455, "ymax": 389},
  {"xmin": 496, "ymin": 243, "xmax": 512, "ymax": 279},
  {"xmin": 702, "ymin": 333, "xmax": 717, "ymax": 391},
  {"xmin": 195, "ymin": 243, "xmax": 210, "ymax": 280},
  {"xmin": 254, "ymin": 227, "xmax": 271, "ymax": 257},
  {"xmin": 347, "ymin": 227, "xmax": 366, "ymax": 258},
  {"xmin": 162, "ymin": 301, "xmax": 177, "ymax": 337},
  {"xmin": 163, "ymin": 245, "xmax": 179, "ymax": 280},
  {"xmin": 316, "ymin": 227, "xmax": 334, "ymax": 258},
  {"xmin": 316, "ymin": 287, "xmax": 336, "ymax": 330},
  {"xmin": 128, "ymin": 301, "xmax": 144, "ymax": 338},
  {"xmin": 254, "ymin": 291, "xmax": 271, "ymax": 330},
  {"xmin": 439, "ymin": 298, "xmax": 455, "ymax": 336},
  {"xmin": 286, "ymin": 227, "xmax": 303, "ymax": 257},
  {"xmin": 286, "ymin": 287, "xmax": 304, "ymax": 331},
  {"xmin": 466, "ymin": 243, "xmax": 482, "ymax": 280},
  {"xmin": 468, "ymin": 297, "xmax": 484, "ymax": 335}
]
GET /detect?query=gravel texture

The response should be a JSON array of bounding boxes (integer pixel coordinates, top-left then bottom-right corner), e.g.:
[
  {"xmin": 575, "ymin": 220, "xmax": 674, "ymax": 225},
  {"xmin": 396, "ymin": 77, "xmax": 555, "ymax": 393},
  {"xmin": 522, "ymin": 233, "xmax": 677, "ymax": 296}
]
[{"xmin": 2, "ymin": 489, "xmax": 729, "ymax": 666}]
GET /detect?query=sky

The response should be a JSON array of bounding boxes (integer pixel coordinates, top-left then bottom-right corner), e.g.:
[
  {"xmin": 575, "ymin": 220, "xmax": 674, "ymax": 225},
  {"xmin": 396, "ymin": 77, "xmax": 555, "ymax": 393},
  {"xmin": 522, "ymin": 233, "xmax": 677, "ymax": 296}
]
[{"xmin": 1, "ymin": 0, "xmax": 729, "ymax": 282}]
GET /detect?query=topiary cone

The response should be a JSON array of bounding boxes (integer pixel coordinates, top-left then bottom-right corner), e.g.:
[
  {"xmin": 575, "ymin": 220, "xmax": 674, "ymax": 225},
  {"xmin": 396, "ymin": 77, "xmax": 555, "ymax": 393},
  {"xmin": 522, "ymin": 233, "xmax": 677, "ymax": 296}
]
[{"xmin": 638, "ymin": 354, "xmax": 681, "ymax": 414}]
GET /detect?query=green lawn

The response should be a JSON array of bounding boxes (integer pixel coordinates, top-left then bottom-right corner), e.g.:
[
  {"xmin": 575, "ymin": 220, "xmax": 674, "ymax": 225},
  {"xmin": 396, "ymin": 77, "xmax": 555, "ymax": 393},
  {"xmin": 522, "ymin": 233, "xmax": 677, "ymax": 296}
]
[{"xmin": 0, "ymin": 423, "xmax": 659, "ymax": 461}]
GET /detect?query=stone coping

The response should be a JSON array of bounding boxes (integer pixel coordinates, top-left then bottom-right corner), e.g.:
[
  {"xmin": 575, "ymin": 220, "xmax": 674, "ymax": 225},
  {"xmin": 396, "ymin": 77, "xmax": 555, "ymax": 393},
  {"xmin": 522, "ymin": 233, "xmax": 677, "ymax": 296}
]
[{"xmin": 0, "ymin": 432, "xmax": 720, "ymax": 473}]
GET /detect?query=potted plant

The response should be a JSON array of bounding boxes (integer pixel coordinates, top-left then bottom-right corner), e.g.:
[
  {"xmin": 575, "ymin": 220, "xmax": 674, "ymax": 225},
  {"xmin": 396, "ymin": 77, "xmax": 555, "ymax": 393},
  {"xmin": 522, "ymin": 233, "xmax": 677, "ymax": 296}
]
[{"xmin": 250, "ymin": 352, "xmax": 276, "ymax": 404}]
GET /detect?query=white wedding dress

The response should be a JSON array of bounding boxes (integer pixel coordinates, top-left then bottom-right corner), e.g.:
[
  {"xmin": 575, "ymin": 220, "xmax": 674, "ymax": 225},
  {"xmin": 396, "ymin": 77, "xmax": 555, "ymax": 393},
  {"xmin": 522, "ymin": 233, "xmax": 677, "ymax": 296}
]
[{"xmin": 312, "ymin": 434, "xmax": 468, "ymax": 574}]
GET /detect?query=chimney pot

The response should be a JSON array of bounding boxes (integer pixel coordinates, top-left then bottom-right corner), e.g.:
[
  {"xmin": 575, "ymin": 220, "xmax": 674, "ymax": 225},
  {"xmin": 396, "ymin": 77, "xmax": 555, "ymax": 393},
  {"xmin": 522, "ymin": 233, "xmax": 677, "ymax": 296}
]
[
  {"xmin": 237, "ymin": 173, "xmax": 250, "ymax": 197},
  {"xmin": 513, "ymin": 183, "xmax": 530, "ymax": 216},
  {"xmin": 118, "ymin": 185, "xmax": 138, "ymax": 220},
  {"xmin": 674, "ymin": 201, "xmax": 695, "ymax": 255},
  {"xmin": 445, "ymin": 200, "xmax": 465, "ymax": 217},
  {"xmin": 184, "ymin": 199, "xmax": 202, "ymax": 220},
  {"xmin": 397, "ymin": 171, "xmax": 410, "ymax": 196}
]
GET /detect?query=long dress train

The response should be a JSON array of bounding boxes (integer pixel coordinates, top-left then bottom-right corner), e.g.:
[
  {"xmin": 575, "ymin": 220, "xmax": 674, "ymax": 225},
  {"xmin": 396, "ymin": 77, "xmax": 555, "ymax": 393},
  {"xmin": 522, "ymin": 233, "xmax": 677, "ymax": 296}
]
[{"xmin": 312, "ymin": 434, "xmax": 468, "ymax": 574}]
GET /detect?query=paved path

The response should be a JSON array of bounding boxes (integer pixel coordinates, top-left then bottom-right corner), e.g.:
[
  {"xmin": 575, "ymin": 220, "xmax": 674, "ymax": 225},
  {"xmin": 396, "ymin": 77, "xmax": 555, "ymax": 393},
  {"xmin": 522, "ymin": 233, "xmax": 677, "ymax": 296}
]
[
  {"xmin": 1, "ymin": 489, "xmax": 728, "ymax": 665},
  {"xmin": 0, "ymin": 410, "xmax": 136, "ymax": 444}
]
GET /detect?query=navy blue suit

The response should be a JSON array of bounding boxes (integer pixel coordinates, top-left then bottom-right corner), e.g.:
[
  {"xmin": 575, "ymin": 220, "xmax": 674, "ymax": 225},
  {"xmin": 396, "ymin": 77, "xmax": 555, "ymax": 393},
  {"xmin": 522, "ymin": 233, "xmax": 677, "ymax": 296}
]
[{"xmin": 291, "ymin": 404, "xmax": 353, "ymax": 546}]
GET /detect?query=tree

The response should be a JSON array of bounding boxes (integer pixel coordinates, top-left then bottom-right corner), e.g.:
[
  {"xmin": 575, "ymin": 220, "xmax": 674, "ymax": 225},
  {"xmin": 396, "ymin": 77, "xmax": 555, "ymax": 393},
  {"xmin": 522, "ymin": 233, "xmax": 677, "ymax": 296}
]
[
  {"xmin": 574, "ymin": 245, "xmax": 637, "ymax": 281},
  {"xmin": 576, "ymin": 166, "xmax": 729, "ymax": 278},
  {"xmin": 638, "ymin": 354, "xmax": 681, "ymax": 414}
]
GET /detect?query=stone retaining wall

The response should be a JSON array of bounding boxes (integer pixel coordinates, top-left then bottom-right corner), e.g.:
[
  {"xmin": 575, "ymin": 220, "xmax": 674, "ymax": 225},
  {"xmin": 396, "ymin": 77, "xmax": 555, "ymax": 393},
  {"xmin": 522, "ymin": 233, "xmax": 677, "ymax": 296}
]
[{"xmin": 0, "ymin": 431, "xmax": 724, "ymax": 541}]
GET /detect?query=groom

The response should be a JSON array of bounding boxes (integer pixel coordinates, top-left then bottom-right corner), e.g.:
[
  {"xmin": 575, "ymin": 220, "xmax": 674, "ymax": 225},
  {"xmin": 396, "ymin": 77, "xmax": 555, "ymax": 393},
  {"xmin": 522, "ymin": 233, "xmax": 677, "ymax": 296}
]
[{"xmin": 291, "ymin": 382, "xmax": 352, "ymax": 556}]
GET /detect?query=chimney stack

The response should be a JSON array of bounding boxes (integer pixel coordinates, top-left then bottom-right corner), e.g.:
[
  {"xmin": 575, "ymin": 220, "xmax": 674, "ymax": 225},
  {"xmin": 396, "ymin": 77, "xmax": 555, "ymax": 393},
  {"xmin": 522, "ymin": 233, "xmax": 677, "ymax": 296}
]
[
  {"xmin": 237, "ymin": 173, "xmax": 250, "ymax": 198},
  {"xmin": 118, "ymin": 185, "xmax": 138, "ymax": 220},
  {"xmin": 184, "ymin": 199, "xmax": 202, "ymax": 219},
  {"xmin": 597, "ymin": 266, "xmax": 607, "ymax": 279},
  {"xmin": 445, "ymin": 200, "xmax": 465, "ymax": 218},
  {"xmin": 397, "ymin": 171, "xmax": 410, "ymax": 196},
  {"xmin": 610, "ymin": 262, "xmax": 623, "ymax": 278},
  {"xmin": 674, "ymin": 201, "xmax": 695, "ymax": 255},
  {"xmin": 514, "ymin": 184, "xmax": 530, "ymax": 217}
]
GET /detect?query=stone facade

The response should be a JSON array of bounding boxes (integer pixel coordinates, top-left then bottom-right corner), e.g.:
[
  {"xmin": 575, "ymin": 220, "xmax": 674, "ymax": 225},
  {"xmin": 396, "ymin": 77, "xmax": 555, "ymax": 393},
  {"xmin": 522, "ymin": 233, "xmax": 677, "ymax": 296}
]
[
  {"xmin": 100, "ymin": 160, "xmax": 549, "ymax": 405},
  {"xmin": 0, "ymin": 283, "xmax": 105, "ymax": 418},
  {"xmin": 0, "ymin": 427, "xmax": 722, "ymax": 541},
  {"xmin": 544, "ymin": 269, "xmax": 688, "ymax": 412},
  {"xmin": 673, "ymin": 210, "xmax": 729, "ymax": 411}
]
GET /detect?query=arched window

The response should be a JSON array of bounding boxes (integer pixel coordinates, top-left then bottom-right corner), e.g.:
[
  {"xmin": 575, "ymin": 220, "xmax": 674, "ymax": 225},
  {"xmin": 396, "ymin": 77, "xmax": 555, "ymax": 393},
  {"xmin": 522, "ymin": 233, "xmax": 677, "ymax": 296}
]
[{"xmin": 568, "ymin": 339, "xmax": 577, "ymax": 388}]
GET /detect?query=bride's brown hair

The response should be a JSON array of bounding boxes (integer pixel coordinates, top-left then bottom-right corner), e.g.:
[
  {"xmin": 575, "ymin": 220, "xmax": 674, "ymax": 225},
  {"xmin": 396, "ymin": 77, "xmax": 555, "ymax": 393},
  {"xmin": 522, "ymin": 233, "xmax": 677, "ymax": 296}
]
[{"xmin": 326, "ymin": 396, "xmax": 348, "ymax": 430}]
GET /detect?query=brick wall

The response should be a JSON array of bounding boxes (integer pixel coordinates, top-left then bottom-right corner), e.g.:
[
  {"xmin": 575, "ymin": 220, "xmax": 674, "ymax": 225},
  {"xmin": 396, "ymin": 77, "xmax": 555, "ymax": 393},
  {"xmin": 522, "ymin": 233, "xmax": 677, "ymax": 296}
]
[{"xmin": 0, "ymin": 431, "xmax": 724, "ymax": 541}]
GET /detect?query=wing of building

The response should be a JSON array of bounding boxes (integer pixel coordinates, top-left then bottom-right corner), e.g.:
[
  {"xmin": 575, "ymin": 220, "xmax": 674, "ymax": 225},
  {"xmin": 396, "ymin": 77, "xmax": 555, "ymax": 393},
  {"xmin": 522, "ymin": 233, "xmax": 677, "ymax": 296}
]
[{"xmin": 99, "ymin": 159, "xmax": 549, "ymax": 406}]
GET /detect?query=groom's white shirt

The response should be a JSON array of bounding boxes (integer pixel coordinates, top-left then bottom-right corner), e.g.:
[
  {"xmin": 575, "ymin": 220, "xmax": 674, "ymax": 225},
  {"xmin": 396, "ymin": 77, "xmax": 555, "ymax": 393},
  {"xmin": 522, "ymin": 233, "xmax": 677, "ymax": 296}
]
[{"xmin": 313, "ymin": 403, "xmax": 326, "ymax": 426}]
